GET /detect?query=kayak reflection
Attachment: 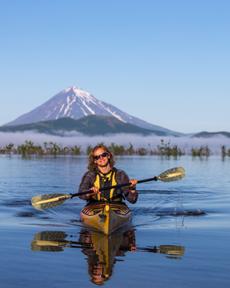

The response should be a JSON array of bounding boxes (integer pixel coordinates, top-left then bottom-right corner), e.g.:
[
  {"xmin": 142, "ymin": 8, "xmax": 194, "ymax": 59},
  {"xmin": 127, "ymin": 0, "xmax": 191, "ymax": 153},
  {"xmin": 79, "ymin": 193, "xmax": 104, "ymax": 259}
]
[
  {"xmin": 31, "ymin": 229, "xmax": 185, "ymax": 285},
  {"xmin": 79, "ymin": 228, "xmax": 136, "ymax": 285}
]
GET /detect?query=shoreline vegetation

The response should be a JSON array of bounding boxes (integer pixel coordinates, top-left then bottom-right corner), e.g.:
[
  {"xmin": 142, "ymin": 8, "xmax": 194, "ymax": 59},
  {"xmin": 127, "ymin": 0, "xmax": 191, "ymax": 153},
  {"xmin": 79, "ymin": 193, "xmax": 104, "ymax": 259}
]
[{"xmin": 0, "ymin": 139, "xmax": 230, "ymax": 158}]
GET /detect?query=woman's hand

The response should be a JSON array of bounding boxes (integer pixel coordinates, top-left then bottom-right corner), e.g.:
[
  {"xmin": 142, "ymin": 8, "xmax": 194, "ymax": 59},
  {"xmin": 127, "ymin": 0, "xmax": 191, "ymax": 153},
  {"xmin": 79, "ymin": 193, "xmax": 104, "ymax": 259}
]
[
  {"xmin": 129, "ymin": 179, "xmax": 138, "ymax": 188},
  {"xmin": 129, "ymin": 179, "xmax": 138, "ymax": 195},
  {"xmin": 89, "ymin": 186, "xmax": 100, "ymax": 197}
]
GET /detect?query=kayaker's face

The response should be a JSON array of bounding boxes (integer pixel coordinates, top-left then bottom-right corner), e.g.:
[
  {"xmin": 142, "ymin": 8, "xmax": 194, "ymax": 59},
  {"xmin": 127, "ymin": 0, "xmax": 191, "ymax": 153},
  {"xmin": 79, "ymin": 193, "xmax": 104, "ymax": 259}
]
[
  {"xmin": 93, "ymin": 148, "xmax": 110, "ymax": 168},
  {"xmin": 91, "ymin": 263, "xmax": 105, "ymax": 284}
]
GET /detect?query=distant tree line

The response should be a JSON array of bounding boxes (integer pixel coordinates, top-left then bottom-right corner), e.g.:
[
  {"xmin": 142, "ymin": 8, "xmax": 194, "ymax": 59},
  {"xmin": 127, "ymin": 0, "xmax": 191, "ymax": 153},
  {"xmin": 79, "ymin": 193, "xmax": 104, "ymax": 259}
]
[
  {"xmin": 191, "ymin": 145, "xmax": 210, "ymax": 157},
  {"xmin": 0, "ymin": 141, "xmax": 81, "ymax": 156},
  {"xmin": 0, "ymin": 139, "xmax": 229, "ymax": 158},
  {"xmin": 221, "ymin": 145, "xmax": 230, "ymax": 158}
]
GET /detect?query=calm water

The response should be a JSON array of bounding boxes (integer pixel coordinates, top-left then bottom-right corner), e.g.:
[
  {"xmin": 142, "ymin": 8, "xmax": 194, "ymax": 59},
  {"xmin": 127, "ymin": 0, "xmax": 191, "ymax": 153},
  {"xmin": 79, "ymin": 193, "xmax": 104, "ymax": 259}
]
[{"xmin": 0, "ymin": 155, "xmax": 230, "ymax": 287}]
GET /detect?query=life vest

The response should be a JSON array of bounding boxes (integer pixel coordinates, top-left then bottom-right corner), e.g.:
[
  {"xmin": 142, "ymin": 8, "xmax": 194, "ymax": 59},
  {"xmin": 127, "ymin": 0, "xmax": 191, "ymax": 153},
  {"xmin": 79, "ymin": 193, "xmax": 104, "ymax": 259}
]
[{"xmin": 93, "ymin": 169, "xmax": 121, "ymax": 202}]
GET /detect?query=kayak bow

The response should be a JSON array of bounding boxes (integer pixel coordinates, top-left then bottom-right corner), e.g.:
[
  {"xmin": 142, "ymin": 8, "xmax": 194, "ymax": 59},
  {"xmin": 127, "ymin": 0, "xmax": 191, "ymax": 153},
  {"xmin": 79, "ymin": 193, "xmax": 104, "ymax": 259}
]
[{"xmin": 80, "ymin": 202, "xmax": 132, "ymax": 235}]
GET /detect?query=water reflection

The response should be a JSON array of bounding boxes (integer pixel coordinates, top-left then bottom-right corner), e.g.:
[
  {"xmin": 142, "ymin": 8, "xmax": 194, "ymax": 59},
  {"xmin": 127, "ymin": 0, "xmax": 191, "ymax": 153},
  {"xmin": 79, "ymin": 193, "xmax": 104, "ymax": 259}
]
[
  {"xmin": 31, "ymin": 230, "xmax": 89, "ymax": 252},
  {"xmin": 79, "ymin": 228, "xmax": 136, "ymax": 285},
  {"xmin": 31, "ymin": 229, "xmax": 185, "ymax": 285}
]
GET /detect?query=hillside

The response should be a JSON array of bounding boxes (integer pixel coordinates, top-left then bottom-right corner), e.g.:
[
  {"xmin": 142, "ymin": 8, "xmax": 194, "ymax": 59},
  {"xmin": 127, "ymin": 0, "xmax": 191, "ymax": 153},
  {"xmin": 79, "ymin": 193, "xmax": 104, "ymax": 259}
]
[
  {"xmin": 0, "ymin": 115, "xmax": 168, "ymax": 136},
  {"xmin": 192, "ymin": 131, "xmax": 230, "ymax": 138}
]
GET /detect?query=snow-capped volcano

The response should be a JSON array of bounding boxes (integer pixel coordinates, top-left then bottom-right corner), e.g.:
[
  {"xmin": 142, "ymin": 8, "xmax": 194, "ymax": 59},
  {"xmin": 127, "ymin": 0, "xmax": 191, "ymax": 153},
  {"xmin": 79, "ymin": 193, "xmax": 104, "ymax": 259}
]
[{"xmin": 6, "ymin": 86, "xmax": 178, "ymax": 135}]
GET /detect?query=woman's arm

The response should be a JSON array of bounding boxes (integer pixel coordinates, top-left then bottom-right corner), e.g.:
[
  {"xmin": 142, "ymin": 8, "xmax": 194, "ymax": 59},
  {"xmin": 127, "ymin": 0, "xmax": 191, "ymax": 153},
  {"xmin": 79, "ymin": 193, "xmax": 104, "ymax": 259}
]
[
  {"xmin": 116, "ymin": 170, "xmax": 138, "ymax": 204},
  {"xmin": 78, "ymin": 171, "xmax": 96, "ymax": 200}
]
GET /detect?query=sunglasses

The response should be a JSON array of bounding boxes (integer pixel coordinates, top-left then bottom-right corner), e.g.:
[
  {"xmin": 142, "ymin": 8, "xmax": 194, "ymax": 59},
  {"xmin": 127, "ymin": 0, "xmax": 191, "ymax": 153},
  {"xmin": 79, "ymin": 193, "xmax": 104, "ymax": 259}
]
[{"xmin": 94, "ymin": 152, "xmax": 109, "ymax": 160}]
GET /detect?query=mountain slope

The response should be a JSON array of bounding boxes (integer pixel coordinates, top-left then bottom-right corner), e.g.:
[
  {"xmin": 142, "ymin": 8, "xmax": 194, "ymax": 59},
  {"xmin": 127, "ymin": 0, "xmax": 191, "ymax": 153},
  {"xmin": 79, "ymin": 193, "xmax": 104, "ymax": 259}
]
[
  {"xmin": 0, "ymin": 115, "xmax": 168, "ymax": 136},
  {"xmin": 6, "ymin": 86, "xmax": 180, "ymax": 136}
]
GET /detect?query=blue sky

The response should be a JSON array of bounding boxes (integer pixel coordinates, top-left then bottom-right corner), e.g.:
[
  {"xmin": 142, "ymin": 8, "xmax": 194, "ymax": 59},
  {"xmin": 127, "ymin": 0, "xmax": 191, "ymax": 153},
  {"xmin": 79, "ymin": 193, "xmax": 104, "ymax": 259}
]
[{"xmin": 0, "ymin": 0, "xmax": 229, "ymax": 133}]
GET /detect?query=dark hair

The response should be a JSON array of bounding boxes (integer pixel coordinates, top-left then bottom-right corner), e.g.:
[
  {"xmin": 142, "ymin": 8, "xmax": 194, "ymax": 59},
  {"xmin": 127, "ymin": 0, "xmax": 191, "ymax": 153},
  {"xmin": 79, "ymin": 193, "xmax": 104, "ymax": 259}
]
[{"xmin": 88, "ymin": 144, "xmax": 115, "ymax": 172}]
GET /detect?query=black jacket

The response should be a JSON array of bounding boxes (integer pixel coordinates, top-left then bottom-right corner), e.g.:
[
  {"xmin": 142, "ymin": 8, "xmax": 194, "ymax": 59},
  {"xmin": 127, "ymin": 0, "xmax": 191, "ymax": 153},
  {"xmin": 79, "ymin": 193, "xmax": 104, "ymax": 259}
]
[{"xmin": 78, "ymin": 168, "xmax": 138, "ymax": 204}]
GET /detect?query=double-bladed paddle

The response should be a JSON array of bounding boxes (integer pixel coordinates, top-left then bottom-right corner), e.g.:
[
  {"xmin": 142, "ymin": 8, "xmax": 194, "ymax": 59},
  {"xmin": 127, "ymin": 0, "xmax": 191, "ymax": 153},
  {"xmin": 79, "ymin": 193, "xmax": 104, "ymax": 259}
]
[
  {"xmin": 31, "ymin": 230, "xmax": 184, "ymax": 256},
  {"xmin": 31, "ymin": 166, "xmax": 185, "ymax": 210}
]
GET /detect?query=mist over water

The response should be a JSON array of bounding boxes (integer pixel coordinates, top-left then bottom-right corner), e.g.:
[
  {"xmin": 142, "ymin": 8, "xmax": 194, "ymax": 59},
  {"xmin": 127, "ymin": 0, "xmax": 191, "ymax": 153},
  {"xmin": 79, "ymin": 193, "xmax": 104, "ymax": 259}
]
[{"xmin": 0, "ymin": 132, "xmax": 229, "ymax": 154}]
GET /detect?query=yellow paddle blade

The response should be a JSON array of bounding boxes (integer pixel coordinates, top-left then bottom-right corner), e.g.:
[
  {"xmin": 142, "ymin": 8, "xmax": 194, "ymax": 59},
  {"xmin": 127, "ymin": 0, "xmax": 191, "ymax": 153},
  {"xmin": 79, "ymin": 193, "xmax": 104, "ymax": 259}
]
[
  {"xmin": 157, "ymin": 167, "xmax": 185, "ymax": 182},
  {"xmin": 31, "ymin": 231, "xmax": 90, "ymax": 252},
  {"xmin": 33, "ymin": 230, "xmax": 68, "ymax": 241},
  {"xmin": 31, "ymin": 231, "xmax": 68, "ymax": 251},
  {"xmin": 159, "ymin": 245, "xmax": 185, "ymax": 256},
  {"xmin": 31, "ymin": 193, "xmax": 71, "ymax": 210}
]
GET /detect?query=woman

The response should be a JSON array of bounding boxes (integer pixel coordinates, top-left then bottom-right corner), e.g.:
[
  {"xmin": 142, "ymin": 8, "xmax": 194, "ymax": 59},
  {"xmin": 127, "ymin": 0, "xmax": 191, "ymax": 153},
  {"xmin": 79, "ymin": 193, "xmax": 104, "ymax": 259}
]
[{"xmin": 78, "ymin": 144, "xmax": 138, "ymax": 204}]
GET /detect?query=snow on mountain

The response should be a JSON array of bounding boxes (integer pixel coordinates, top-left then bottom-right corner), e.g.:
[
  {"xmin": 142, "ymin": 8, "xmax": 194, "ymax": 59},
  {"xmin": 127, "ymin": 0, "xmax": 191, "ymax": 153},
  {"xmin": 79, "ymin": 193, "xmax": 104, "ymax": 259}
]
[{"xmin": 5, "ymin": 86, "xmax": 179, "ymax": 135}]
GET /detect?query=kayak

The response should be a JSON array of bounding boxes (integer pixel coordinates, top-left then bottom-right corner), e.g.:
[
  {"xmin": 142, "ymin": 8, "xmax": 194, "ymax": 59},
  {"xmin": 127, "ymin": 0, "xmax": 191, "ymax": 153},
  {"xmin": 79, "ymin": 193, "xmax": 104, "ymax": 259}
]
[{"xmin": 80, "ymin": 202, "xmax": 132, "ymax": 235}]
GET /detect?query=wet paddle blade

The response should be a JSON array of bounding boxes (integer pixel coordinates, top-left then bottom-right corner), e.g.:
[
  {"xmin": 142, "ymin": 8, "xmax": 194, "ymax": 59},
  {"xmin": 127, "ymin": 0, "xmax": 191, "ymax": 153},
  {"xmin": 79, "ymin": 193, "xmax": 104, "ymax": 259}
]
[
  {"xmin": 157, "ymin": 167, "xmax": 185, "ymax": 182},
  {"xmin": 33, "ymin": 231, "xmax": 68, "ymax": 241},
  {"xmin": 31, "ymin": 240, "xmax": 65, "ymax": 252},
  {"xmin": 139, "ymin": 244, "xmax": 185, "ymax": 257},
  {"xmin": 159, "ymin": 245, "xmax": 185, "ymax": 256},
  {"xmin": 31, "ymin": 231, "xmax": 89, "ymax": 252},
  {"xmin": 31, "ymin": 193, "xmax": 71, "ymax": 210}
]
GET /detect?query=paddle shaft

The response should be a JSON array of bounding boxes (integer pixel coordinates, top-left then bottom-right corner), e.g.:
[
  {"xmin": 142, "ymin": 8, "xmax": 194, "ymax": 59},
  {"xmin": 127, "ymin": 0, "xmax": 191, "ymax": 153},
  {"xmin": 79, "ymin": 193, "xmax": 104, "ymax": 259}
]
[
  {"xmin": 70, "ymin": 176, "xmax": 158, "ymax": 198},
  {"xmin": 31, "ymin": 167, "xmax": 185, "ymax": 210}
]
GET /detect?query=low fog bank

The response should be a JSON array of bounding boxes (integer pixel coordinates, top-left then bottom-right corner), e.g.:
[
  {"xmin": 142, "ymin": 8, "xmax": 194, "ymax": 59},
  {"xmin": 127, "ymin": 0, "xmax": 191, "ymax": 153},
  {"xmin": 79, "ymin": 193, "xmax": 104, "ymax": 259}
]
[{"xmin": 0, "ymin": 132, "xmax": 230, "ymax": 154}]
